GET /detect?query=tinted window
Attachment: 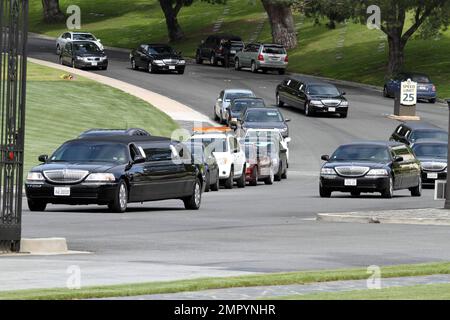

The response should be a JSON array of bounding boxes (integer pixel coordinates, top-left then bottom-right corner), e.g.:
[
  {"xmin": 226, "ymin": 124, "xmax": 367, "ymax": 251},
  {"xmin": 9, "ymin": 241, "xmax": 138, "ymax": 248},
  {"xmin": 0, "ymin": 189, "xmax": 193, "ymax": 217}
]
[
  {"xmin": 307, "ymin": 84, "xmax": 340, "ymax": 96},
  {"xmin": 231, "ymin": 99, "xmax": 265, "ymax": 113},
  {"xmin": 73, "ymin": 33, "xmax": 95, "ymax": 41},
  {"xmin": 392, "ymin": 146, "xmax": 415, "ymax": 161},
  {"xmin": 144, "ymin": 148, "xmax": 173, "ymax": 162},
  {"xmin": 410, "ymin": 130, "xmax": 448, "ymax": 142},
  {"xmin": 331, "ymin": 145, "xmax": 390, "ymax": 162},
  {"xmin": 73, "ymin": 42, "xmax": 101, "ymax": 53},
  {"xmin": 51, "ymin": 142, "xmax": 128, "ymax": 164},
  {"xmin": 413, "ymin": 144, "xmax": 447, "ymax": 158},
  {"xmin": 224, "ymin": 91, "xmax": 254, "ymax": 101},
  {"xmin": 288, "ymin": 80, "xmax": 299, "ymax": 89},
  {"xmin": 147, "ymin": 46, "xmax": 175, "ymax": 55},
  {"xmin": 262, "ymin": 46, "xmax": 286, "ymax": 54},
  {"xmin": 411, "ymin": 75, "xmax": 431, "ymax": 83},
  {"xmin": 245, "ymin": 110, "xmax": 283, "ymax": 123}
]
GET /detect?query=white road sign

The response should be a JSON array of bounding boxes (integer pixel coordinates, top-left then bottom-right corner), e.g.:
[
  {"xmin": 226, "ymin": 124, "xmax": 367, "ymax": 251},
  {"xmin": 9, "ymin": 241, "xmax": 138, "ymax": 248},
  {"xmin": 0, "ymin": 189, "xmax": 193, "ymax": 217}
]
[{"xmin": 400, "ymin": 78, "xmax": 417, "ymax": 106}]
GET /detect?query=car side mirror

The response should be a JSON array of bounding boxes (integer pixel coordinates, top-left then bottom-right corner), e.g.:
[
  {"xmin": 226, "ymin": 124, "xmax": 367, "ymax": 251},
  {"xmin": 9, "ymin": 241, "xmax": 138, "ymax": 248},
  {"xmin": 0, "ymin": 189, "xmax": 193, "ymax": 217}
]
[
  {"xmin": 38, "ymin": 155, "xmax": 48, "ymax": 163},
  {"xmin": 285, "ymin": 119, "xmax": 291, "ymax": 122},
  {"xmin": 394, "ymin": 156, "xmax": 404, "ymax": 163},
  {"xmin": 133, "ymin": 155, "xmax": 146, "ymax": 164},
  {"xmin": 97, "ymin": 39, "xmax": 101, "ymax": 42},
  {"xmin": 321, "ymin": 155, "xmax": 330, "ymax": 161}
]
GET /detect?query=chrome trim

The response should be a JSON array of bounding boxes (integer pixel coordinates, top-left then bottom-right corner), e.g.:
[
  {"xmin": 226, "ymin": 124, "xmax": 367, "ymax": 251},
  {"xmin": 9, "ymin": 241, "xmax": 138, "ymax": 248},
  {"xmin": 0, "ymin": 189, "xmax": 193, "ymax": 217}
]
[
  {"xmin": 335, "ymin": 166, "xmax": 370, "ymax": 177},
  {"xmin": 43, "ymin": 169, "xmax": 89, "ymax": 184}
]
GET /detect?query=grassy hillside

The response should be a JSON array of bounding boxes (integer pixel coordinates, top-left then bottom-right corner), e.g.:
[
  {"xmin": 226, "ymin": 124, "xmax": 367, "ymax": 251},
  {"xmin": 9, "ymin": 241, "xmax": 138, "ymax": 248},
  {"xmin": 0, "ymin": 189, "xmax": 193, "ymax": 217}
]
[
  {"xmin": 25, "ymin": 62, "xmax": 179, "ymax": 175},
  {"xmin": 29, "ymin": 0, "xmax": 450, "ymax": 98}
]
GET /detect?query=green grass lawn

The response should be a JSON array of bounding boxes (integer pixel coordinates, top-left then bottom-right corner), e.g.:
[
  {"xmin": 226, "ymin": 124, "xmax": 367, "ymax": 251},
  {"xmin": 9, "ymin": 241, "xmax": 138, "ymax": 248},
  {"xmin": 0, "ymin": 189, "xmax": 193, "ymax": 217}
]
[
  {"xmin": 277, "ymin": 283, "xmax": 450, "ymax": 300},
  {"xmin": 1, "ymin": 261, "xmax": 450, "ymax": 300},
  {"xmin": 29, "ymin": 0, "xmax": 450, "ymax": 98},
  {"xmin": 25, "ymin": 62, "xmax": 178, "ymax": 175}
]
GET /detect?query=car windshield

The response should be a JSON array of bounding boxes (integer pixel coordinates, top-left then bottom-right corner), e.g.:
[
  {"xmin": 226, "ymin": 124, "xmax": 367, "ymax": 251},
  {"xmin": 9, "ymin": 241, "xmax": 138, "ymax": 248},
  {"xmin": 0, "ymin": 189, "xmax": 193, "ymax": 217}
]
[
  {"xmin": 263, "ymin": 46, "xmax": 286, "ymax": 54},
  {"xmin": 190, "ymin": 138, "xmax": 228, "ymax": 153},
  {"xmin": 231, "ymin": 100, "xmax": 265, "ymax": 113},
  {"xmin": 410, "ymin": 130, "xmax": 448, "ymax": 142},
  {"xmin": 331, "ymin": 145, "xmax": 390, "ymax": 162},
  {"xmin": 245, "ymin": 110, "xmax": 283, "ymax": 123},
  {"xmin": 225, "ymin": 92, "xmax": 253, "ymax": 101},
  {"xmin": 73, "ymin": 42, "xmax": 101, "ymax": 53},
  {"xmin": 308, "ymin": 84, "xmax": 340, "ymax": 96},
  {"xmin": 50, "ymin": 142, "xmax": 128, "ymax": 164},
  {"xmin": 73, "ymin": 34, "xmax": 95, "ymax": 41},
  {"xmin": 413, "ymin": 144, "xmax": 448, "ymax": 158},
  {"xmin": 148, "ymin": 46, "xmax": 175, "ymax": 55}
]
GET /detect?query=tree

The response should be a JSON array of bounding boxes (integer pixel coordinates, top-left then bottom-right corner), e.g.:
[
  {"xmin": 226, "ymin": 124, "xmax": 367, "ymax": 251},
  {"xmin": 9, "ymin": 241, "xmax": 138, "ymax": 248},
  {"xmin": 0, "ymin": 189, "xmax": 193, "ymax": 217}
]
[
  {"xmin": 261, "ymin": 0, "xmax": 297, "ymax": 49},
  {"xmin": 301, "ymin": 0, "xmax": 354, "ymax": 29},
  {"xmin": 42, "ymin": 0, "xmax": 65, "ymax": 23},
  {"xmin": 159, "ymin": 0, "xmax": 225, "ymax": 42}
]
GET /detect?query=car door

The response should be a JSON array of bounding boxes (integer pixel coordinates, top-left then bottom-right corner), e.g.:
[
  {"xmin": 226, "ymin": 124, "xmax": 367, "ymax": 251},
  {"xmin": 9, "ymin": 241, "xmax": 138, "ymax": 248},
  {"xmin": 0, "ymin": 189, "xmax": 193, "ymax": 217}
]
[
  {"xmin": 137, "ymin": 45, "xmax": 149, "ymax": 68},
  {"xmin": 297, "ymin": 82, "xmax": 307, "ymax": 109},
  {"xmin": 230, "ymin": 137, "xmax": 245, "ymax": 176},
  {"xmin": 127, "ymin": 144, "xmax": 148, "ymax": 202},
  {"xmin": 285, "ymin": 80, "xmax": 300, "ymax": 107},
  {"xmin": 62, "ymin": 43, "xmax": 73, "ymax": 65},
  {"xmin": 239, "ymin": 44, "xmax": 250, "ymax": 67},
  {"xmin": 215, "ymin": 90, "xmax": 224, "ymax": 118},
  {"xmin": 391, "ymin": 146, "xmax": 413, "ymax": 189}
]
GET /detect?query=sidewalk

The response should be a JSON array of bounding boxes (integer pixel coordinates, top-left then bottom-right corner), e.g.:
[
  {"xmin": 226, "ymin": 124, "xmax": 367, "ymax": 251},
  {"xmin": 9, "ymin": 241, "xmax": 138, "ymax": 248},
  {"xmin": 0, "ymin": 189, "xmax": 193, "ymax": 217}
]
[{"xmin": 106, "ymin": 274, "xmax": 450, "ymax": 300}]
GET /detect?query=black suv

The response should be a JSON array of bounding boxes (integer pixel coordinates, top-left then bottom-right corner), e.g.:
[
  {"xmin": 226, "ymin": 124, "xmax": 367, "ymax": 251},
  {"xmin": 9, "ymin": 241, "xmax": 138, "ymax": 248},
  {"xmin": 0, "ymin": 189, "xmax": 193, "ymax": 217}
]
[
  {"xmin": 130, "ymin": 44, "xmax": 186, "ymax": 74},
  {"xmin": 390, "ymin": 122, "xmax": 448, "ymax": 146},
  {"xmin": 196, "ymin": 34, "xmax": 244, "ymax": 67},
  {"xmin": 276, "ymin": 77, "xmax": 348, "ymax": 118}
]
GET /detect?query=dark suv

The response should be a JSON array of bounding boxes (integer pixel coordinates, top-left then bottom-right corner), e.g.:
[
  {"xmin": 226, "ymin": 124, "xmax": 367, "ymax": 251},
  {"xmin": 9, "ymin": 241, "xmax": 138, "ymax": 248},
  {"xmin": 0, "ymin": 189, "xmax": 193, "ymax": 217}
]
[
  {"xmin": 390, "ymin": 122, "xmax": 448, "ymax": 146},
  {"xmin": 196, "ymin": 34, "xmax": 244, "ymax": 67}
]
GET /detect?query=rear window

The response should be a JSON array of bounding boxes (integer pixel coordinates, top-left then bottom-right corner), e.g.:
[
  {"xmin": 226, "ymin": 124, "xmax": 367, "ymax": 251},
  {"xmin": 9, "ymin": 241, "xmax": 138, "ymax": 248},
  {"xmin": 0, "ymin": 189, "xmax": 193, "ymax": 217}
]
[
  {"xmin": 245, "ymin": 110, "xmax": 283, "ymax": 123},
  {"xmin": 224, "ymin": 92, "xmax": 254, "ymax": 101},
  {"xmin": 232, "ymin": 100, "xmax": 265, "ymax": 112},
  {"xmin": 411, "ymin": 75, "xmax": 431, "ymax": 83},
  {"xmin": 263, "ymin": 46, "xmax": 286, "ymax": 54}
]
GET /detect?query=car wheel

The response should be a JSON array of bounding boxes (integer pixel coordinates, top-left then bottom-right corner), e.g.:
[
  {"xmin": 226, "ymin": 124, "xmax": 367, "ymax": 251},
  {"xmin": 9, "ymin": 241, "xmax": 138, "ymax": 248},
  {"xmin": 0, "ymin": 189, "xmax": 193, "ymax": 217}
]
[
  {"xmin": 211, "ymin": 171, "xmax": 220, "ymax": 192},
  {"xmin": 56, "ymin": 44, "xmax": 60, "ymax": 55},
  {"xmin": 276, "ymin": 93, "xmax": 285, "ymax": 108},
  {"xmin": 237, "ymin": 166, "xmax": 246, "ymax": 188},
  {"xmin": 131, "ymin": 58, "xmax": 138, "ymax": 70},
  {"xmin": 214, "ymin": 109, "xmax": 220, "ymax": 121},
  {"xmin": 224, "ymin": 167, "xmax": 234, "ymax": 189},
  {"xmin": 264, "ymin": 169, "xmax": 274, "ymax": 185},
  {"xmin": 382, "ymin": 176, "xmax": 394, "ymax": 199},
  {"xmin": 178, "ymin": 69, "xmax": 185, "ymax": 75},
  {"xmin": 383, "ymin": 86, "xmax": 389, "ymax": 97},
  {"xmin": 234, "ymin": 59, "xmax": 241, "ymax": 71},
  {"xmin": 210, "ymin": 54, "xmax": 217, "ymax": 66},
  {"xmin": 28, "ymin": 199, "xmax": 47, "ymax": 212},
  {"xmin": 410, "ymin": 176, "xmax": 422, "ymax": 197},
  {"xmin": 340, "ymin": 112, "xmax": 348, "ymax": 118},
  {"xmin": 278, "ymin": 69, "xmax": 286, "ymax": 75},
  {"xmin": 251, "ymin": 61, "xmax": 258, "ymax": 73},
  {"xmin": 204, "ymin": 171, "xmax": 210, "ymax": 193},
  {"xmin": 250, "ymin": 167, "xmax": 258, "ymax": 186},
  {"xmin": 183, "ymin": 178, "xmax": 202, "ymax": 210},
  {"xmin": 148, "ymin": 62, "xmax": 154, "ymax": 73},
  {"xmin": 320, "ymin": 186, "xmax": 332, "ymax": 198},
  {"xmin": 59, "ymin": 56, "xmax": 63, "ymax": 65},
  {"xmin": 281, "ymin": 165, "xmax": 288, "ymax": 179},
  {"xmin": 196, "ymin": 52, "xmax": 203, "ymax": 64},
  {"xmin": 429, "ymin": 98, "xmax": 436, "ymax": 104},
  {"xmin": 108, "ymin": 181, "xmax": 128, "ymax": 213},
  {"xmin": 305, "ymin": 103, "xmax": 312, "ymax": 117},
  {"xmin": 72, "ymin": 60, "xmax": 76, "ymax": 69}
]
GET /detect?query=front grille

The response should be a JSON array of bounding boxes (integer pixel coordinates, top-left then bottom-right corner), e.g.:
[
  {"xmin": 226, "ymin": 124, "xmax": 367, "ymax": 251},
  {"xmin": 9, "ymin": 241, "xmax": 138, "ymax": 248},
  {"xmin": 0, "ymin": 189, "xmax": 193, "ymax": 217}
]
[
  {"xmin": 322, "ymin": 99, "xmax": 342, "ymax": 107},
  {"xmin": 335, "ymin": 166, "xmax": 370, "ymax": 177},
  {"xmin": 421, "ymin": 162, "xmax": 447, "ymax": 172},
  {"xmin": 43, "ymin": 170, "xmax": 89, "ymax": 184},
  {"xmin": 163, "ymin": 59, "xmax": 178, "ymax": 65}
]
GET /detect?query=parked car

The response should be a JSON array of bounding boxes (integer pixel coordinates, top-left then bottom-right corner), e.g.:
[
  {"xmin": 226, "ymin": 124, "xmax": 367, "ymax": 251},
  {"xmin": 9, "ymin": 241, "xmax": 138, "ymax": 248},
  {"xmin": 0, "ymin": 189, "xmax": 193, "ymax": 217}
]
[
  {"xmin": 226, "ymin": 97, "xmax": 267, "ymax": 128},
  {"xmin": 214, "ymin": 89, "xmax": 256, "ymax": 124},
  {"xmin": 130, "ymin": 44, "xmax": 186, "ymax": 74},
  {"xmin": 25, "ymin": 136, "xmax": 204, "ymax": 213},
  {"xmin": 59, "ymin": 41, "xmax": 108, "ymax": 70},
  {"xmin": 190, "ymin": 127, "xmax": 246, "ymax": 189},
  {"xmin": 411, "ymin": 140, "xmax": 448, "ymax": 187},
  {"xmin": 276, "ymin": 78, "xmax": 348, "ymax": 118},
  {"xmin": 383, "ymin": 72, "xmax": 437, "ymax": 103},
  {"xmin": 56, "ymin": 31, "xmax": 103, "ymax": 55},
  {"xmin": 237, "ymin": 107, "xmax": 290, "ymax": 138},
  {"xmin": 390, "ymin": 122, "xmax": 448, "ymax": 146},
  {"xmin": 242, "ymin": 128, "xmax": 291, "ymax": 161},
  {"xmin": 196, "ymin": 34, "xmax": 244, "ymax": 66},
  {"xmin": 185, "ymin": 141, "xmax": 220, "ymax": 192},
  {"xmin": 320, "ymin": 141, "xmax": 422, "ymax": 198},
  {"xmin": 243, "ymin": 142, "xmax": 274, "ymax": 185},
  {"xmin": 234, "ymin": 43, "xmax": 288, "ymax": 74},
  {"xmin": 79, "ymin": 128, "xmax": 151, "ymax": 138}
]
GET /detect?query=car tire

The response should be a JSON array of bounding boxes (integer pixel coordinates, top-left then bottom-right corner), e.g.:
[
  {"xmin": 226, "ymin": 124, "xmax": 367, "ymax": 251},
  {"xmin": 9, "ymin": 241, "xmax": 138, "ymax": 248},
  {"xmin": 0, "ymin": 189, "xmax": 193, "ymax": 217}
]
[
  {"xmin": 59, "ymin": 56, "xmax": 64, "ymax": 65},
  {"xmin": 410, "ymin": 176, "xmax": 422, "ymax": 197},
  {"xmin": 383, "ymin": 86, "xmax": 389, "ymax": 98},
  {"xmin": 28, "ymin": 199, "xmax": 47, "ymax": 212},
  {"xmin": 320, "ymin": 186, "xmax": 332, "ymax": 198},
  {"xmin": 237, "ymin": 166, "xmax": 246, "ymax": 188},
  {"xmin": 72, "ymin": 60, "xmax": 76, "ymax": 69},
  {"xmin": 210, "ymin": 54, "xmax": 217, "ymax": 66},
  {"xmin": 183, "ymin": 178, "xmax": 202, "ymax": 210},
  {"xmin": 264, "ymin": 169, "xmax": 274, "ymax": 185},
  {"xmin": 148, "ymin": 62, "xmax": 154, "ymax": 73},
  {"xmin": 214, "ymin": 109, "xmax": 220, "ymax": 121},
  {"xmin": 224, "ymin": 167, "xmax": 234, "ymax": 189},
  {"xmin": 276, "ymin": 93, "xmax": 285, "ymax": 108},
  {"xmin": 178, "ymin": 69, "xmax": 185, "ymax": 75},
  {"xmin": 278, "ymin": 69, "xmax": 286, "ymax": 75},
  {"xmin": 340, "ymin": 112, "xmax": 348, "ymax": 118},
  {"xmin": 56, "ymin": 44, "xmax": 60, "ymax": 55},
  {"xmin": 211, "ymin": 171, "xmax": 220, "ymax": 192},
  {"xmin": 382, "ymin": 176, "xmax": 394, "ymax": 199},
  {"xmin": 196, "ymin": 52, "xmax": 203, "ymax": 64},
  {"xmin": 281, "ymin": 165, "xmax": 288, "ymax": 179},
  {"xmin": 251, "ymin": 61, "xmax": 258, "ymax": 73},
  {"xmin": 305, "ymin": 102, "xmax": 313, "ymax": 117},
  {"xmin": 108, "ymin": 181, "xmax": 128, "ymax": 213},
  {"xmin": 249, "ymin": 167, "xmax": 258, "ymax": 186},
  {"xmin": 429, "ymin": 98, "xmax": 436, "ymax": 104},
  {"xmin": 234, "ymin": 59, "xmax": 241, "ymax": 71},
  {"xmin": 131, "ymin": 58, "xmax": 138, "ymax": 70}
]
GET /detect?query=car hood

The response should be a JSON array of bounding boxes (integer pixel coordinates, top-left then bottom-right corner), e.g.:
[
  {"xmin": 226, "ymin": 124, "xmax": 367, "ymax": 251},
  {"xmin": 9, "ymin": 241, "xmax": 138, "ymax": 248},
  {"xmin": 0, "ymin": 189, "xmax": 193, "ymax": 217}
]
[
  {"xmin": 244, "ymin": 122, "xmax": 287, "ymax": 130},
  {"xmin": 417, "ymin": 157, "xmax": 448, "ymax": 163},
  {"xmin": 31, "ymin": 162, "xmax": 119, "ymax": 173}
]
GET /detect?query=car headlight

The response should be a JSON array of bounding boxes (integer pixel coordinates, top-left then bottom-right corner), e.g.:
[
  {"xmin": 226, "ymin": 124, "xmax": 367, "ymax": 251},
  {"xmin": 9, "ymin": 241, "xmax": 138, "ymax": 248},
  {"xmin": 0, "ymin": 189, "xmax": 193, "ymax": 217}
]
[
  {"xmin": 366, "ymin": 169, "xmax": 389, "ymax": 176},
  {"xmin": 76, "ymin": 56, "xmax": 83, "ymax": 60},
  {"xmin": 340, "ymin": 101, "xmax": 349, "ymax": 106},
  {"xmin": 85, "ymin": 173, "xmax": 116, "ymax": 182},
  {"xmin": 101, "ymin": 56, "xmax": 107, "ymax": 61},
  {"xmin": 178, "ymin": 60, "xmax": 186, "ymax": 64},
  {"xmin": 280, "ymin": 127, "xmax": 288, "ymax": 133},
  {"xmin": 153, "ymin": 60, "xmax": 164, "ymax": 65},
  {"xmin": 321, "ymin": 168, "xmax": 336, "ymax": 175},
  {"xmin": 310, "ymin": 100, "xmax": 323, "ymax": 106},
  {"xmin": 27, "ymin": 172, "xmax": 45, "ymax": 182}
]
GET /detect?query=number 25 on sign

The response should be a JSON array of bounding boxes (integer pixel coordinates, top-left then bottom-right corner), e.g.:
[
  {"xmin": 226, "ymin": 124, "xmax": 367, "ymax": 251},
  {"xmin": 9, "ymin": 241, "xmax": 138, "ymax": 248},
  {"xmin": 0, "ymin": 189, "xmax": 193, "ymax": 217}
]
[{"xmin": 400, "ymin": 79, "xmax": 417, "ymax": 106}]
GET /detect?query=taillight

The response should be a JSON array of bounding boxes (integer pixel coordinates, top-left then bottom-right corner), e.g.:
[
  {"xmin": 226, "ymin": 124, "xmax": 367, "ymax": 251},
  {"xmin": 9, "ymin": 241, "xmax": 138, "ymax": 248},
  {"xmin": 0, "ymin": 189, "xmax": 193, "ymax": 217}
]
[
  {"xmin": 246, "ymin": 166, "xmax": 252, "ymax": 174},
  {"xmin": 284, "ymin": 55, "xmax": 289, "ymax": 62},
  {"xmin": 432, "ymin": 85, "xmax": 436, "ymax": 92},
  {"xmin": 258, "ymin": 54, "xmax": 264, "ymax": 61}
]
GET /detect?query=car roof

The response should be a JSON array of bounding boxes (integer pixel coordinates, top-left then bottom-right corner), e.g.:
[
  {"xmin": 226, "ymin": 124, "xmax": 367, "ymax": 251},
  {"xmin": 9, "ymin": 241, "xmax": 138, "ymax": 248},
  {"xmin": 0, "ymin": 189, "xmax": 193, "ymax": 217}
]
[
  {"xmin": 340, "ymin": 140, "xmax": 405, "ymax": 148},
  {"xmin": 73, "ymin": 135, "xmax": 173, "ymax": 145},
  {"xmin": 224, "ymin": 89, "xmax": 254, "ymax": 93},
  {"xmin": 400, "ymin": 121, "xmax": 445, "ymax": 130},
  {"xmin": 71, "ymin": 32, "xmax": 93, "ymax": 35},
  {"xmin": 284, "ymin": 76, "xmax": 336, "ymax": 86}
]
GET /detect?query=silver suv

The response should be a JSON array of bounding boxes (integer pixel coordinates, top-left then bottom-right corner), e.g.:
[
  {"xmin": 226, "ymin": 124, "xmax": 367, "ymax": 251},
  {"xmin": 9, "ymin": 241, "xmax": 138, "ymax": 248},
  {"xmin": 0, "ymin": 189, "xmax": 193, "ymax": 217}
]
[{"xmin": 234, "ymin": 43, "xmax": 288, "ymax": 75}]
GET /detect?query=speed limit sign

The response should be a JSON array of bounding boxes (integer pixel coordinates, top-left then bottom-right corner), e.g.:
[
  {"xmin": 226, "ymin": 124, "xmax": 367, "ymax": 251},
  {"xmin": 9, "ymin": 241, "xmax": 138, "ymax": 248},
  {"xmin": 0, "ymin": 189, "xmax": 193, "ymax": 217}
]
[{"xmin": 400, "ymin": 78, "xmax": 417, "ymax": 106}]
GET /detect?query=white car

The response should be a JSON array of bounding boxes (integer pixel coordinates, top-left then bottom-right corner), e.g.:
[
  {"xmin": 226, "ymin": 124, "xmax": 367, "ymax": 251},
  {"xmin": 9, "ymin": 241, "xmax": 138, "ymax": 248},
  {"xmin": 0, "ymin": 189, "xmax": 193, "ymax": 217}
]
[
  {"xmin": 214, "ymin": 89, "xmax": 256, "ymax": 124},
  {"xmin": 56, "ymin": 32, "xmax": 103, "ymax": 55},
  {"xmin": 190, "ymin": 128, "xmax": 246, "ymax": 189}
]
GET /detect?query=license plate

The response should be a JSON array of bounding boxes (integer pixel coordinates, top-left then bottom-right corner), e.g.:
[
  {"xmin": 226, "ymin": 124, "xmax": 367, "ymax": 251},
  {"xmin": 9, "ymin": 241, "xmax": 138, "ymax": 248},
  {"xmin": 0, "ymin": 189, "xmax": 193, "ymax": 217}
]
[
  {"xmin": 419, "ymin": 86, "xmax": 427, "ymax": 90},
  {"xmin": 328, "ymin": 107, "xmax": 336, "ymax": 112},
  {"xmin": 344, "ymin": 179, "xmax": 357, "ymax": 186},
  {"xmin": 91, "ymin": 62, "xmax": 97, "ymax": 66},
  {"xmin": 169, "ymin": 66, "xmax": 175, "ymax": 70},
  {"xmin": 230, "ymin": 50, "xmax": 236, "ymax": 54},
  {"xmin": 54, "ymin": 187, "xmax": 70, "ymax": 196},
  {"xmin": 427, "ymin": 173, "xmax": 438, "ymax": 179}
]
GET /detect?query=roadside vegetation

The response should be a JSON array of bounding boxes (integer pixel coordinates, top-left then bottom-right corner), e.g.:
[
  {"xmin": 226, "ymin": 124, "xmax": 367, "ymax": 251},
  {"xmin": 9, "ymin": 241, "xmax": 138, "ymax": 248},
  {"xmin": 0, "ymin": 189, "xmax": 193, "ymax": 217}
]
[
  {"xmin": 1, "ymin": 261, "xmax": 449, "ymax": 300},
  {"xmin": 25, "ymin": 62, "xmax": 179, "ymax": 175},
  {"xmin": 29, "ymin": 0, "xmax": 450, "ymax": 98}
]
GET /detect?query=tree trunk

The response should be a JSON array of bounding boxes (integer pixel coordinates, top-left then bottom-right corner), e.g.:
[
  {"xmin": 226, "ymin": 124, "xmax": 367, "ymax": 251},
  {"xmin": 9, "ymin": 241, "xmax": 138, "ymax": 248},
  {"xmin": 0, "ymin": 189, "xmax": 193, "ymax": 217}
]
[
  {"xmin": 387, "ymin": 36, "xmax": 405, "ymax": 74},
  {"xmin": 261, "ymin": 0, "xmax": 297, "ymax": 49},
  {"xmin": 159, "ymin": 0, "xmax": 185, "ymax": 42},
  {"xmin": 42, "ymin": 0, "xmax": 64, "ymax": 23}
]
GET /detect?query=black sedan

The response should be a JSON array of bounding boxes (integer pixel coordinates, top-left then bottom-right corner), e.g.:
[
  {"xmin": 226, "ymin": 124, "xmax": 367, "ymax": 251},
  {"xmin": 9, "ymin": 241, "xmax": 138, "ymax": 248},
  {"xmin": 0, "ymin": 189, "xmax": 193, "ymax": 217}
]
[
  {"xmin": 237, "ymin": 107, "xmax": 290, "ymax": 138},
  {"xmin": 25, "ymin": 136, "xmax": 203, "ymax": 213},
  {"xmin": 130, "ymin": 44, "xmax": 186, "ymax": 74},
  {"xmin": 226, "ymin": 97, "xmax": 266, "ymax": 128},
  {"xmin": 276, "ymin": 77, "xmax": 348, "ymax": 118},
  {"xmin": 320, "ymin": 141, "xmax": 422, "ymax": 198},
  {"xmin": 185, "ymin": 141, "xmax": 220, "ymax": 192},
  {"xmin": 59, "ymin": 41, "xmax": 108, "ymax": 70},
  {"xmin": 411, "ymin": 140, "xmax": 448, "ymax": 187}
]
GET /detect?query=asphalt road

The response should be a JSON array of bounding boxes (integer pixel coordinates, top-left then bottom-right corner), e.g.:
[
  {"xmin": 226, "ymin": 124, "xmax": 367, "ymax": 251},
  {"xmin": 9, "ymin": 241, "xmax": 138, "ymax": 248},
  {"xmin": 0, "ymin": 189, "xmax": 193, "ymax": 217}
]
[{"xmin": 3, "ymin": 37, "xmax": 449, "ymax": 290}]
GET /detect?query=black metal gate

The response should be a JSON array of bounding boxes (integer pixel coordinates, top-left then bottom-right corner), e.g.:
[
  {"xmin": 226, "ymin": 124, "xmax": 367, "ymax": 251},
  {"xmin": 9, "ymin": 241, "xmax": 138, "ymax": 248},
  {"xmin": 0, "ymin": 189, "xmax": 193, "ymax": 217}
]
[{"xmin": 0, "ymin": 0, "xmax": 28, "ymax": 252}]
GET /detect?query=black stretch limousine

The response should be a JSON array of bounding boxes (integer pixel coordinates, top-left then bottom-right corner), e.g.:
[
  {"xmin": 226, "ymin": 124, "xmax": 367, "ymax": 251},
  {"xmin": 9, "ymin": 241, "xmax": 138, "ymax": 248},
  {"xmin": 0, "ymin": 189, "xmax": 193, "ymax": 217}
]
[{"xmin": 25, "ymin": 136, "xmax": 204, "ymax": 213}]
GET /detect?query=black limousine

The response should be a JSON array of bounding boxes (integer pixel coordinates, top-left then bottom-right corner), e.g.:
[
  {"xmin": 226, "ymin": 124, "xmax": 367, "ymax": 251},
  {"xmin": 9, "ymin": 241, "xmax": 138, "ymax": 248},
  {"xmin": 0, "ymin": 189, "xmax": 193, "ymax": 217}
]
[
  {"xmin": 320, "ymin": 141, "xmax": 422, "ymax": 198},
  {"xmin": 25, "ymin": 136, "xmax": 203, "ymax": 213}
]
